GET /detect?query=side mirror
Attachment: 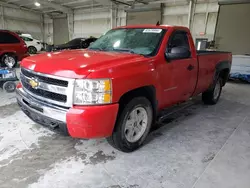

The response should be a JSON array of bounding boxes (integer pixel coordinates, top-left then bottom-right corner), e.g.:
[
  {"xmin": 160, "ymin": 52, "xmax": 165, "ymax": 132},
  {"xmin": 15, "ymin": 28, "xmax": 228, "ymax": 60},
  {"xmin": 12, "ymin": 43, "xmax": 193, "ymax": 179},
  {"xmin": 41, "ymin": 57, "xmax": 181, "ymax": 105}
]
[{"xmin": 165, "ymin": 47, "xmax": 191, "ymax": 61}]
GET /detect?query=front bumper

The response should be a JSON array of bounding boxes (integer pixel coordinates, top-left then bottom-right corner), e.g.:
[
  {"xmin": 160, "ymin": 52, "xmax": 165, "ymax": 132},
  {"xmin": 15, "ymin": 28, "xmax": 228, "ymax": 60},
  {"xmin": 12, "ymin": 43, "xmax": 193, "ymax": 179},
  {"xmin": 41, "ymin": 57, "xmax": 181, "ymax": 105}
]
[{"xmin": 16, "ymin": 86, "xmax": 119, "ymax": 138}]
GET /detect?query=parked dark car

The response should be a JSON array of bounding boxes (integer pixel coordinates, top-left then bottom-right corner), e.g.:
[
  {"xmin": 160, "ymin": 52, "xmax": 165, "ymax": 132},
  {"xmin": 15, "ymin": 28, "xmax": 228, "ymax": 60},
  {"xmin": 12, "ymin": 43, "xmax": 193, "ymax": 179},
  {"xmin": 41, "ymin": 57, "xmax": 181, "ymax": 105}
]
[
  {"xmin": 53, "ymin": 37, "xmax": 97, "ymax": 51},
  {"xmin": 0, "ymin": 30, "xmax": 29, "ymax": 68}
]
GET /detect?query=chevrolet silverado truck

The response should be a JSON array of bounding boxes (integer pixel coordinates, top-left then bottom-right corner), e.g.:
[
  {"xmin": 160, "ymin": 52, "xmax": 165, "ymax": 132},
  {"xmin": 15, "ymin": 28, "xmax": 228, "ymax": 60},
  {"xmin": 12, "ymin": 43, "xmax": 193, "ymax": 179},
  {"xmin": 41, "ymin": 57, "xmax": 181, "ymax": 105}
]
[{"xmin": 16, "ymin": 25, "xmax": 232, "ymax": 152}]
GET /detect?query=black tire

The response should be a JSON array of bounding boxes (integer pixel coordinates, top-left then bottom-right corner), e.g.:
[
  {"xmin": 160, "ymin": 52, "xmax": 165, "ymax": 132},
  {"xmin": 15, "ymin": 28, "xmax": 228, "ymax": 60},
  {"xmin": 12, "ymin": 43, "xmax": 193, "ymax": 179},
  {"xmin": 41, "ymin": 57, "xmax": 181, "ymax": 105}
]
[
  {"xmin": 28, "ymin": 46, "xmax": 37, "ymax": 54},
  {"xmin": 3, "ymin": 81, "xmax": 16, "ymax": 93},
  {"xmin": 1, "ymin": 54, "xmax": 17, "ymax": 68},
  {"xmin": 202, "ymin": 77, "xmax": 222, "ymax": 105},
  {"xmin": 107, "ymin": 97, "xmax": 153, "ymax": 152}
]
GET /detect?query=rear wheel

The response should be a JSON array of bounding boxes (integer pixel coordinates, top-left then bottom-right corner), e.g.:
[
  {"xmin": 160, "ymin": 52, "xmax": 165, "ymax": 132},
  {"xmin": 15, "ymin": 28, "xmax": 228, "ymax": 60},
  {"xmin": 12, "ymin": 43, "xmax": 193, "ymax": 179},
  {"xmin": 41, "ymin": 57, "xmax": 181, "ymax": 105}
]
[
  {"xmin": 202, "ymin": 77, "xmax": 222, "ymax": 105},
  {"xmin": 3, "ymin": 81, "xmax": 16, "ymax": 93},
  {"xmin": 107, "ymin": 97, "xmax": 153, "ymax": 152},
  {"xmin": 28, "ymin": 46, "xmax": 37, "ymax": 54}
]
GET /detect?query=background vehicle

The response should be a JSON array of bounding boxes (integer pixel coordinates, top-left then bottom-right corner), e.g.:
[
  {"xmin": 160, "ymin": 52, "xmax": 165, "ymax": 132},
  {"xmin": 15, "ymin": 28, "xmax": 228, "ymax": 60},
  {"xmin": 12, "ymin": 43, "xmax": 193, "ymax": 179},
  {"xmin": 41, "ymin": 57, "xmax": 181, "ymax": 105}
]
[
  {"xmin": 0, "ymin": 68, "xmax": 18, "ymax": 92},
  {"xmin": 0, "ymin": 30, "xmax": 29, "ymax": 68},
  {"xmin": 20, "ymin": 34, "xmax": 43, "ymax": 54},
  {"xmin": 16, "ymin": 25, "xmax": 232, "ymax": 152},
  {"xmin": 52, "ymin": 37, "xmax": 97, "ymax": 51}
]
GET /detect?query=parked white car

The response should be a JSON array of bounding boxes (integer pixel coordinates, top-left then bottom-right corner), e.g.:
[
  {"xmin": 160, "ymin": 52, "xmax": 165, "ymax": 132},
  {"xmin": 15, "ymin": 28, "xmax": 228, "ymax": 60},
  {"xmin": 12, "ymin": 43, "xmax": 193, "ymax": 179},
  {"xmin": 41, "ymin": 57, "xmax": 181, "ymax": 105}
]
[{"xmin": 19, "ymin": 34, "xmax": 42, "ymax": 54}]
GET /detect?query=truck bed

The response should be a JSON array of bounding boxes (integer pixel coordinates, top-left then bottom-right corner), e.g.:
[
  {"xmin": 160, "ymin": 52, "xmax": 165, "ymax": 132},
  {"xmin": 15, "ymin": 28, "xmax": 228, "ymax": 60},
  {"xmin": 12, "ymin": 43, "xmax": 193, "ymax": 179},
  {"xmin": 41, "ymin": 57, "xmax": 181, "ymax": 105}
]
[
  {"xmin": 197, "ymin": 50, "xmax": 230, "ymax": 55},
  {"xmin": 194, "ymin": 50, "xmax": 232, "ymax": 96}
]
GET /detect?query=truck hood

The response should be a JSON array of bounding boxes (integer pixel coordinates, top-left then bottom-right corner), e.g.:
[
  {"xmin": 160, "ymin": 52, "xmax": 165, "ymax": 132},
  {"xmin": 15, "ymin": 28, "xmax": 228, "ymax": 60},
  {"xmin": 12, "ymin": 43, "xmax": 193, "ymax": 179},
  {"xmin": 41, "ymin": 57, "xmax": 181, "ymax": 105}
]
[{"xmin": 21, "ymin": 49, "xmax": 146, "ymax": 78}]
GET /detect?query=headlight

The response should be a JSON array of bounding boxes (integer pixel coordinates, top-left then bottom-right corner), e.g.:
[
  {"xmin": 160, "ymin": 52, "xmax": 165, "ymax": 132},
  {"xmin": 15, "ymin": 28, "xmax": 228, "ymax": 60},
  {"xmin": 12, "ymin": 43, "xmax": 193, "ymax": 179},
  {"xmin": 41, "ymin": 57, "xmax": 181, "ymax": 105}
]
[{"xmin": 74, "ymin": 79, "xmax": 112, "ymax": 105}]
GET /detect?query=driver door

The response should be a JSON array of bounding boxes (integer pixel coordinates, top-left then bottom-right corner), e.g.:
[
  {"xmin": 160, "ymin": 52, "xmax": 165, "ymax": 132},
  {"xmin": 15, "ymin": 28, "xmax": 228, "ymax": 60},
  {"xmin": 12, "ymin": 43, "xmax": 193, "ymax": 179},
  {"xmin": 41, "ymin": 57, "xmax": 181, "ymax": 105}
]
[{"xmin": 161, "ymin": 30, "xmax": 198, "ymax": 106}]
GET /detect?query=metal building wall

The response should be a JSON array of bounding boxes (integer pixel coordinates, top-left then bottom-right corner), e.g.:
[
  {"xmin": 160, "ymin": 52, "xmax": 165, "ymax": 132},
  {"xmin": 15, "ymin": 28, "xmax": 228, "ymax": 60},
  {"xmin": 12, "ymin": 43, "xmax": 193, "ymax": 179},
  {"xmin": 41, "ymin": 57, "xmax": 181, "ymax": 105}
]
[
  {"xmin": 0, "ymin": 7, "xmax": 43, "ymax": 40},
  {"xmin": 162, "ymin": 2, "xmax": 219, "ymax": 41},
  {"xmin": 127, "ymin": 10, "xmax": 162, "ymax": 25},
  {"xmin": 44, "ymin": 15, "xmax": 53, "ymax": 44},
  {"xmin": 162, "ymin": 5, "xmax": 189, "ymax": 27},
  {"xmin": 73, "ymin": 9, "xmax": 111, "ymax": 38}
]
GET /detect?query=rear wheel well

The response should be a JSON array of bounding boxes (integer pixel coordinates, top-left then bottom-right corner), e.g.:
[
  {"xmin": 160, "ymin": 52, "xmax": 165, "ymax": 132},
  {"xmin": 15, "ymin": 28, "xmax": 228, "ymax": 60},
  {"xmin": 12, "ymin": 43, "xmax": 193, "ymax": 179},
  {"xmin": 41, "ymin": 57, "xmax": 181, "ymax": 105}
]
[
  {"xmin": 118, "ymin": 86, "xmax": 157, "ymax": 123},
  {"xmin": 219, "ymin": 68, "xmax": 230, "ymax": 86},
  {"xmin": 0, "ymin": 52, "xmax": 17, "ymax": 60}
]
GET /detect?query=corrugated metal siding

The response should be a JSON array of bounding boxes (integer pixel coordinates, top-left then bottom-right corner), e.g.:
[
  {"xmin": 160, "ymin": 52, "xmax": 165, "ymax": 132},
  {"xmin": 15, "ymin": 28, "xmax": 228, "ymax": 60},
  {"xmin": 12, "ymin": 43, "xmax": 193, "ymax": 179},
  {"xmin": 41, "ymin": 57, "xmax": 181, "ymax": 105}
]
[
  {"xmin": 44, "ymin": 16, "xmax": 53, "ymax": 44},
  {"xmin": 73, "ymin": 10, "xmax": 110, "ymax": 38},
  {"xmin": 162, "ymin": 3, "xmax": 218, "ymax": 41},
  {"xmin": 127, "ymin": 10, "xmax": 162, "ymax": 25},
  {"xmin": 162, "ymin": 5, "xmax": 189, "ymax": 26},
  {"xmin": 2, "ymin": 7, "xmax": 43, "ymax": 40}
]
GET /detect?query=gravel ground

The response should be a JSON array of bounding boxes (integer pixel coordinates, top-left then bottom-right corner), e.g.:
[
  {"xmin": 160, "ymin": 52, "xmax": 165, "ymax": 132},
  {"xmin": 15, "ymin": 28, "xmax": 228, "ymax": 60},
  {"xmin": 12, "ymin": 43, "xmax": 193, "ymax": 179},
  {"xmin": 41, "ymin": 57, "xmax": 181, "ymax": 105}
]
[{"xmin": 0, "ymin": 82, "xmax": 250, "ymax": 188}]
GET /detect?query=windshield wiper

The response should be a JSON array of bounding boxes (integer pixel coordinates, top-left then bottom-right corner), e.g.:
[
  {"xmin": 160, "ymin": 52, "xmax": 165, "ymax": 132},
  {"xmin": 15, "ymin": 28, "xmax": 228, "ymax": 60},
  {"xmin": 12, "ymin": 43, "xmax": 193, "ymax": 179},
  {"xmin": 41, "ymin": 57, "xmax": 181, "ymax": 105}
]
[
  {"xmin": 88, "ymin": 47, "xmax": 105, "ymax": 51},
  {"xmin": 89, "ymin": 47, "xmax": 147, "ymax": 57},
  {"xmin": 112, "ymin": 48, "xmax": 135, "ymax": 54},
  {"xmin": 113, "ymin": 48, "xmax": 148, "ymax": 57}
]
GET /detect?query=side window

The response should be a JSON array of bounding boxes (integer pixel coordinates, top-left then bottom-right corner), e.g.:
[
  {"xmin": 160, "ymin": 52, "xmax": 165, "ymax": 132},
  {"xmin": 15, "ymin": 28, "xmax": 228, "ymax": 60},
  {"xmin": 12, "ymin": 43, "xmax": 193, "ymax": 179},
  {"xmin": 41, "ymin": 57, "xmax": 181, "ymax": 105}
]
[
  {"xmin": 20, "ymin": 36, "xmax": 26, "ymax": 41},
  {"xmin": 0, "ymin": 32, "xmax": 20, "ymax": 44},
  {"xmin": 0, "ymin": 32, "xmax": 5, "ymax": 44},
  {"xmin": 166, "ymin": 31, "xmax": 190, "ymax": 53},
  {"xmin": 21, "ymin": 37, "xmax": 33, "ymax": 42},
  {"xmin": 26, "ymin": 37, "xmax": 33, "ymax": 41}
]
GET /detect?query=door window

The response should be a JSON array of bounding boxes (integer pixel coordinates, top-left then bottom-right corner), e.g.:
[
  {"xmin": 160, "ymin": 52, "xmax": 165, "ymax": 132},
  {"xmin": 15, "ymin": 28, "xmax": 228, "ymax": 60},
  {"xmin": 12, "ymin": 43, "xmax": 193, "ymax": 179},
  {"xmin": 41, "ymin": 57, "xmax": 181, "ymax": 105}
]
[
  {"xmin": 0, "ymin": 32, "xmax": 20, "ymax": 44},
  {"xmin": 166, "ymin": 31, "xmax": 190, "ymax": 53}
]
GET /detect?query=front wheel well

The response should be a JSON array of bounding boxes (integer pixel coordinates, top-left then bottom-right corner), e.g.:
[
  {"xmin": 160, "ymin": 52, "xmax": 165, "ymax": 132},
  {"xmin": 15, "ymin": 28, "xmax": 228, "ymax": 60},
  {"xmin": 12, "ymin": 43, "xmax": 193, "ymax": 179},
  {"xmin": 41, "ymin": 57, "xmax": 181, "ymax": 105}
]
[{"xmin": 118, "ymin": 86, "xmax": 157, "ymax": 123}]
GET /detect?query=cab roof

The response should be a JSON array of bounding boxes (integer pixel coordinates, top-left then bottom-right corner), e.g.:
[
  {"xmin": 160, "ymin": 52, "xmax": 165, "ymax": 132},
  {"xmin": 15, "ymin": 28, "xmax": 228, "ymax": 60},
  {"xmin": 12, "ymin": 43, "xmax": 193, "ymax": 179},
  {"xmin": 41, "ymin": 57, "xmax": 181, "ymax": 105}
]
[{"xmin": 115, "ymin": 24, "xmax": 189, "ymax": 32}]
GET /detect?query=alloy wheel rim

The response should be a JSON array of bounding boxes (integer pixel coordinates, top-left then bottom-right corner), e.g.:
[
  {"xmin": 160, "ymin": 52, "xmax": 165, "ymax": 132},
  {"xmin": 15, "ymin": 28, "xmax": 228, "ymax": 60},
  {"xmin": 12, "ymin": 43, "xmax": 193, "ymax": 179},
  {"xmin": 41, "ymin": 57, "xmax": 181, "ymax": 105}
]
[
  {"xmin": 214, "ymin": 80, "xmax": 221, "ymax": 100},
  {"xmin": 124, "ymin": 107, "xmax": 148, "ymax": 143},
  {"xmin": 4, "ymin": 57, "xmax": 15, "ymax": 68},
  {"xmin": 30, "ymin": 47, "xmax": 36, "ymax": 54}
]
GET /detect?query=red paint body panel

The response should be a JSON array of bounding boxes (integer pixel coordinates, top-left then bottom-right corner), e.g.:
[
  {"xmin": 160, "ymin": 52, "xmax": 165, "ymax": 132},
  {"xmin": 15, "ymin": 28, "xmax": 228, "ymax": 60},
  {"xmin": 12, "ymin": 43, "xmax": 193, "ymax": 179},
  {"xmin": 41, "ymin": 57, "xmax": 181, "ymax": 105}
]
[
  {"xmin": 66, "ymin": 104, "xmax": 119, "ymax": 138},
  {"xmin": 19, "ymin": 25, "xmax": 232, "ymax": 139},
  {"xmin": 194, "ymin": 53, "xmax": 232, "ymax": 95},
  {"xmin": 0, "ymin": 30, "xmax": 29, "ymax": 61}
]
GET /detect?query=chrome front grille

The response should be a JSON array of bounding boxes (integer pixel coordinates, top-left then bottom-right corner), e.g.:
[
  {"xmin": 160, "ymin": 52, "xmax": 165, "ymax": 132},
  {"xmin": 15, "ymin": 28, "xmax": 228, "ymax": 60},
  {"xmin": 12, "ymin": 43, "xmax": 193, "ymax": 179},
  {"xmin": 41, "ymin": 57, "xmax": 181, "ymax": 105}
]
[{"xmin": 20, "ymin": 68, "xmax": 75, "ymax": 107}]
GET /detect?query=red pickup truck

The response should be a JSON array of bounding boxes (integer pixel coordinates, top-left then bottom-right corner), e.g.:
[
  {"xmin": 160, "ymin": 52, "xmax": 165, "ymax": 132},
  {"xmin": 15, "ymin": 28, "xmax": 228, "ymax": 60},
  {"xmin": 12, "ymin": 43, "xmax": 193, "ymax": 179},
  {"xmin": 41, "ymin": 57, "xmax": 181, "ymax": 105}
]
[{"xmin": 16, "ymin": 25, "xmax": 232, "ymax": 152}]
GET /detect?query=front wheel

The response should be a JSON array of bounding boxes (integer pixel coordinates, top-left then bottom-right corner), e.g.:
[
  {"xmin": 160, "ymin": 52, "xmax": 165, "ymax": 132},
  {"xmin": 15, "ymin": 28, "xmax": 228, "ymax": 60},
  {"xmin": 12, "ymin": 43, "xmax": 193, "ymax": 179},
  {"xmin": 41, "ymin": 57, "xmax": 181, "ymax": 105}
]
[
  {"xmin": 107, "ymin": 97, "xmax": 153, "ymax": 152},
  {"xmin": 202, "ymin": 78, "xmax": 222, "ymax": 105}
]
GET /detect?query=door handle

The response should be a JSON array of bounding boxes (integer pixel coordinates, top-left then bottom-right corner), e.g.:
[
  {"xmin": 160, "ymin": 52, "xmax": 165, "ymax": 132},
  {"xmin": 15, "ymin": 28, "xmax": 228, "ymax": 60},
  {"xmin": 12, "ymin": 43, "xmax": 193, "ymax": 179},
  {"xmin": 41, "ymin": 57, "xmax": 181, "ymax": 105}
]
[{"xmin": 187, "ymin": 64, "xmax": 194, "ymax": 71}]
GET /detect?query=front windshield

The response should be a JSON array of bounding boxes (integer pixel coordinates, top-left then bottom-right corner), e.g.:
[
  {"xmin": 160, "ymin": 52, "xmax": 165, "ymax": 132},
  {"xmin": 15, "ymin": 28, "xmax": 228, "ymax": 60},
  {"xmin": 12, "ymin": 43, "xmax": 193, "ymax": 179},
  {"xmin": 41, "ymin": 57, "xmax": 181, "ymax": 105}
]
[{"xmin": 89, "ymin": 28, "xmax": 166, "ymax": 56}]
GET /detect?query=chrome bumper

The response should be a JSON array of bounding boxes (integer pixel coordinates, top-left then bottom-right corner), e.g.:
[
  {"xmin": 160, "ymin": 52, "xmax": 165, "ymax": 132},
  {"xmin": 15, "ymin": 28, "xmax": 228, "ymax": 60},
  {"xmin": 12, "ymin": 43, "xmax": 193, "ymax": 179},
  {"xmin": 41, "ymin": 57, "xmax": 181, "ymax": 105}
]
[{"xmin": 16, "ymin": 87, "xmax": 68, "ymax": 123}]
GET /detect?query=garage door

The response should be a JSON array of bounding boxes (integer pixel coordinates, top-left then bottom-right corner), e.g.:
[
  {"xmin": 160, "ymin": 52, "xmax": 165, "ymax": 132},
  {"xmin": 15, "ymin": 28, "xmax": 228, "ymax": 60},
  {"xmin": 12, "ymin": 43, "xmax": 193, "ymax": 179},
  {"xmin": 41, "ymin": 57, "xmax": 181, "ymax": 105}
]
[
  {"xmin": 127, "ymin": 10, "xmax": 161, "ymax": 25},
  {"xmin": 215, "ymin": 4, "xmax": 250, "ymax": 54},
  {"xmin": 53, "ymin": 17, "xmax": 69, "ymax": 45}
]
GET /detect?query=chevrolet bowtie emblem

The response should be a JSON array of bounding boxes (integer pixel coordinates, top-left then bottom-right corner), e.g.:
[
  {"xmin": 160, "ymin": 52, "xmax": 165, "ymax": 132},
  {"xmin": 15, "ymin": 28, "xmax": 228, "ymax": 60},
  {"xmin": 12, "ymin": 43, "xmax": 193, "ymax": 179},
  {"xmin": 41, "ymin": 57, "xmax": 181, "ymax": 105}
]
[{"xmin": 29, "ymin": 78, "xmax": 39, "ymax": 89}]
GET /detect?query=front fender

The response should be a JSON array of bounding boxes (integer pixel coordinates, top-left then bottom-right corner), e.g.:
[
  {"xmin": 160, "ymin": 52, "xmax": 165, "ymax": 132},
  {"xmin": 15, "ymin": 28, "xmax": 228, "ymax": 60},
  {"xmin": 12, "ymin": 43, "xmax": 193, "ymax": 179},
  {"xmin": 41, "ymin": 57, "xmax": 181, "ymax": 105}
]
[{"xmin": 87, "ymin": 58, "xmax": 159, "ymax": 103}]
